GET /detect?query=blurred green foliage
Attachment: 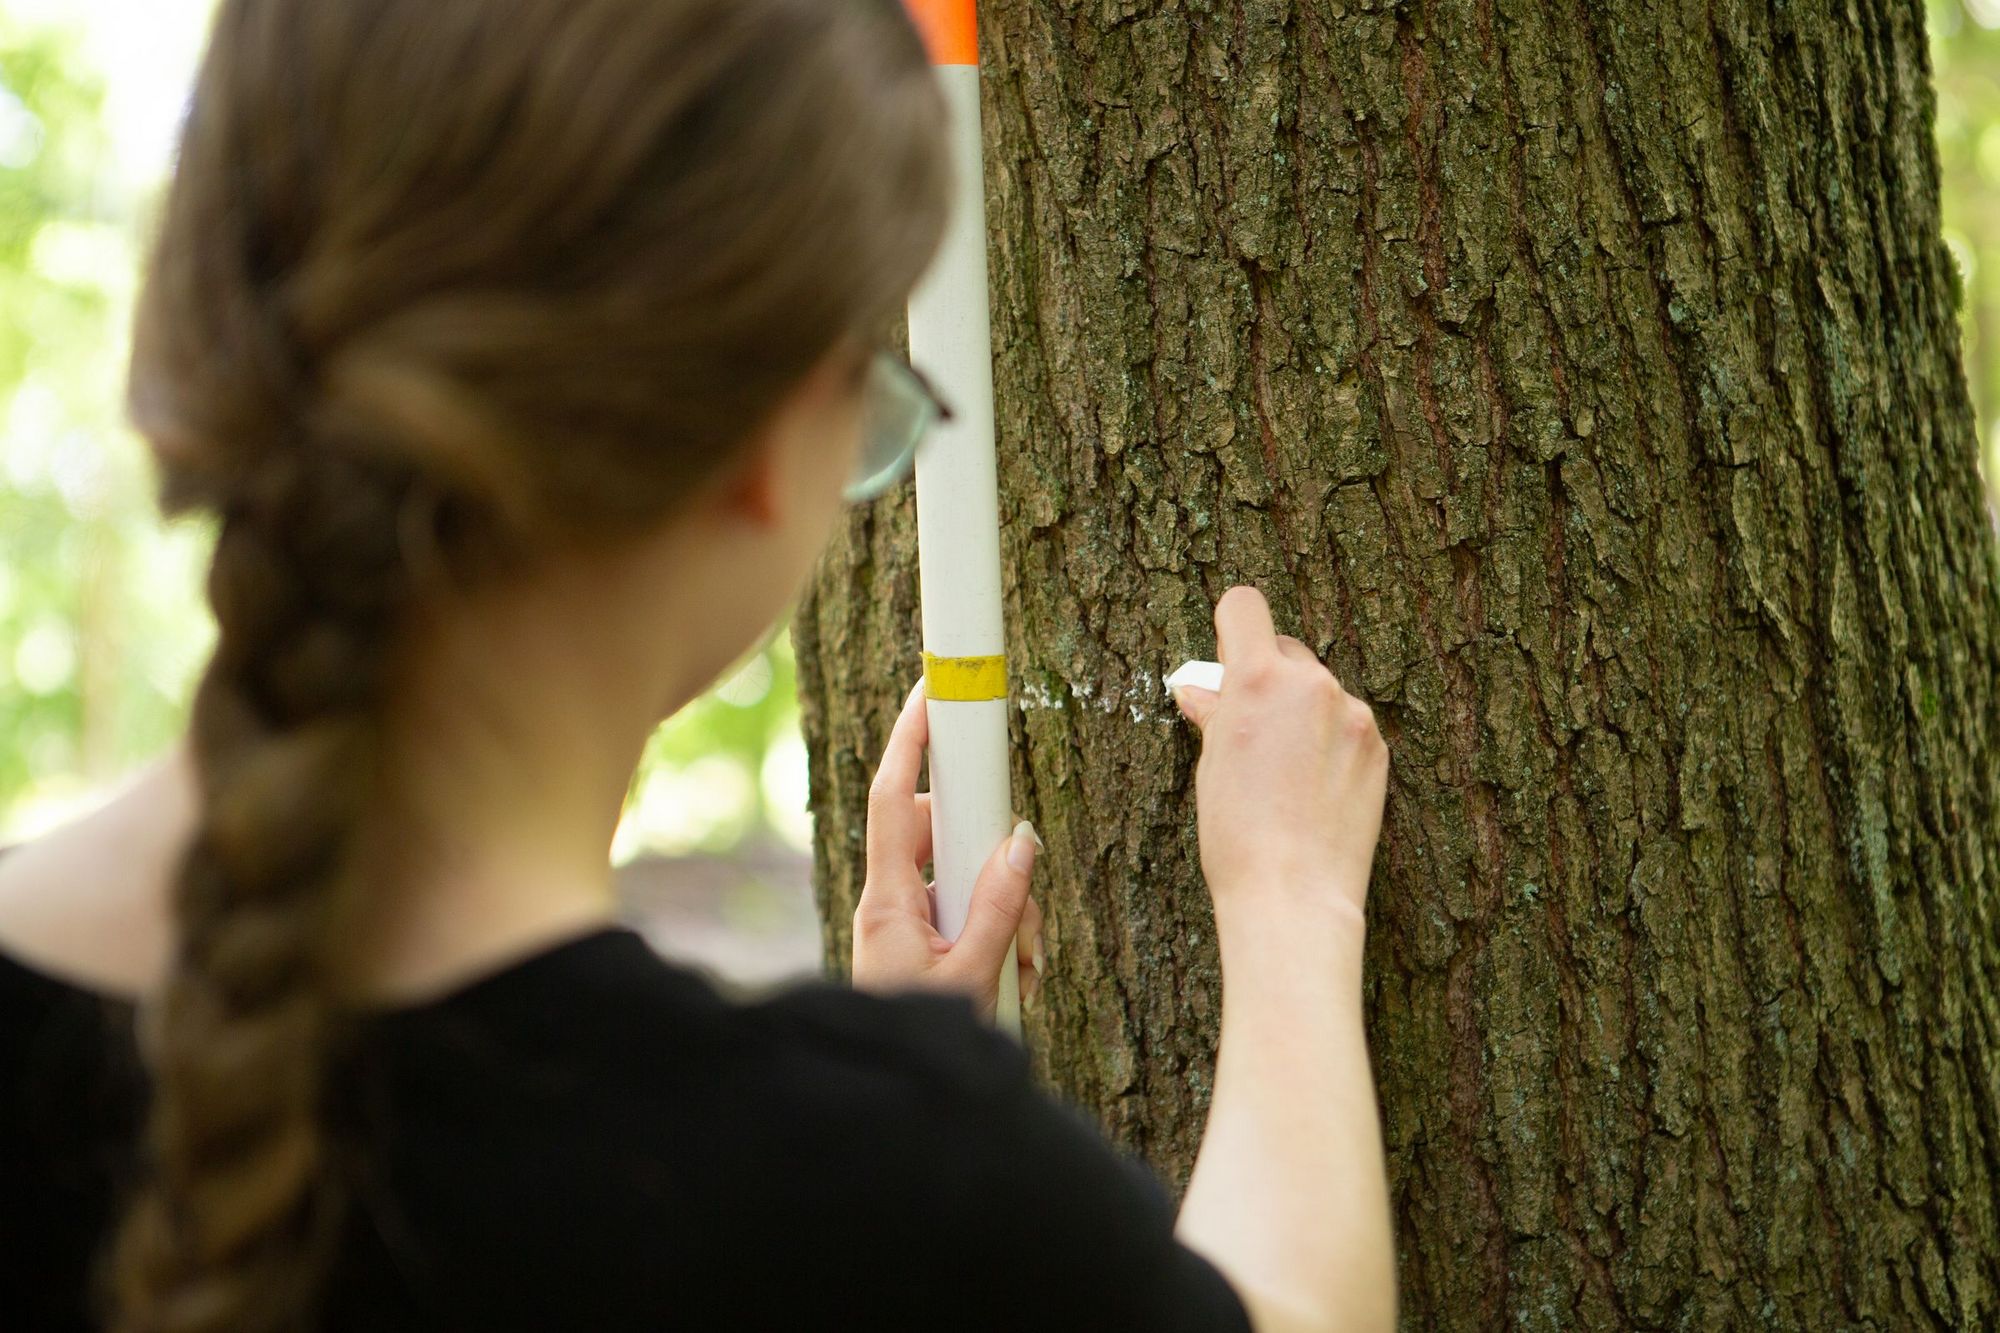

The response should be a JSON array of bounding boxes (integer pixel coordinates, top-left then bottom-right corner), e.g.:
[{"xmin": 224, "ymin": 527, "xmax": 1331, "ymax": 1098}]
[
  {"xmin": 0, "ymin": 15, "xmax": 212, "ymax": 829},
  {"xmin": 1934, "ymin": 0, "xmax": 2000, "ymax": 494},
  {"xmin": 0, "ymin": 3, "xmax": 1995, "ymax": 850}
]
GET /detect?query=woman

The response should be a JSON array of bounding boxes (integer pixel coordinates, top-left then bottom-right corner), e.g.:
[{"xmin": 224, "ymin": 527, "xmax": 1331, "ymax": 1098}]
[{"xmin": 0, "ymin": 1, "xmax": 1395, "ymax": 1330}]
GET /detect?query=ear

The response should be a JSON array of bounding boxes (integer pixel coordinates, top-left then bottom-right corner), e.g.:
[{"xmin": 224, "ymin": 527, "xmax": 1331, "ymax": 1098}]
[
  {"xmin": 715, "ymin": 340, "xmax": 866, "ymax": 530},
  {"xmin": 718, "ymin": 431, "xmax": 785, "ymax": 529}
]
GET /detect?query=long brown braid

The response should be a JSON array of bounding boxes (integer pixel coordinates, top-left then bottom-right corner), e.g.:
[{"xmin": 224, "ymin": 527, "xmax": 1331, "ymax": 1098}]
[{"xmin": 109, "ymin": 2, "xmax": 950, "ymax": 1329}]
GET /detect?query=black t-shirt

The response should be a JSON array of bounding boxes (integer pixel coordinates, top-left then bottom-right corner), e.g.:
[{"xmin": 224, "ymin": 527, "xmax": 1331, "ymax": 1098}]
[{"xmin": 0, "ymin": 921, "xmax": 1251, "ymax": 1331}]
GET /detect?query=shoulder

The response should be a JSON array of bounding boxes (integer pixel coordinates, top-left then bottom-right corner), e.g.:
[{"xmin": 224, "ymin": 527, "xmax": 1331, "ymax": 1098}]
[
  {"xmin": 373, "ymin": 944, "xmax": 1253, "ymax": 1330},
  {"xmin": 649, "ymin": 976, "xmax": 1041, "ymax": 1194},
  {"xmin": 741, "ymin": 976, "xmax": 1030, "ymax": 1096},
  {"xmin": 735, "ymin": 980, "xmax": 1128, "ymax": 1204},
  {"xmin": 0, "ymin": 935, "xmax": 115, "ymax": 1096},
  {"xmin": 486, "ymin": 941, "xmax": 1033, "ymax": 1119},
  {"xmin": 0, "ymin": 747, "xmax": 191, "ymax": 999},
  {"xmin": 711, "ymin": 982, "xmax": 1249, "ymax": 1330}
]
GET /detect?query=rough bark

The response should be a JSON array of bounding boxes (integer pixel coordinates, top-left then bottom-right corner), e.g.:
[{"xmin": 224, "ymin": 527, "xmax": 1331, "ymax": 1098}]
[{"xmin": 793, "ymin": 0, "xmax": 2000, "ymax": 1326}]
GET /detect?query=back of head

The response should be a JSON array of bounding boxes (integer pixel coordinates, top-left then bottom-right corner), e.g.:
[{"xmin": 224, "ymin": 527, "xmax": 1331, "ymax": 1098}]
[{"xmin": 113, "ymin": 2, "xmax": 949, "ymax": 1328}]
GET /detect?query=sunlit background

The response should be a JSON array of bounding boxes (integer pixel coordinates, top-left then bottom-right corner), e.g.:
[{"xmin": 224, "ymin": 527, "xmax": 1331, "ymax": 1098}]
[{"xmin": 1, "ymin": 2, "xmax": 1996, "ymax": 977}]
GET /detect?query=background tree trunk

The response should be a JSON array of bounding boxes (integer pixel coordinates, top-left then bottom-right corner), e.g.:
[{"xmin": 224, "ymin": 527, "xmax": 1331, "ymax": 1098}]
[{"xmin": 793, "ymin": 0, "xmax": 2000, "ymax": 1325}]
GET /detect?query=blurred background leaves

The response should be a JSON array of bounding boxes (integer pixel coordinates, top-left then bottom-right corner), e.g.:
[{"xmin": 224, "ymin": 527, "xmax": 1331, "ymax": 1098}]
[
  {"xmin": 0, "ymin": 0, "xmax": 1996, "ymax": 863},
  {"xmin": 1938, "ymin": 0, "xmax": 2000, "ymax": 490}
]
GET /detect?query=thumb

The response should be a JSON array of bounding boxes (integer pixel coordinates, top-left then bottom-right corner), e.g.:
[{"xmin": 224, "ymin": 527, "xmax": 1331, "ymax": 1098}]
[
  {"xmin": 1173, "ymin": 684, "xmax": 1220, "ymax": 731},
  {"xmin": 949, "ymin": 820, "xmax": 1040, "ymax": 977}
]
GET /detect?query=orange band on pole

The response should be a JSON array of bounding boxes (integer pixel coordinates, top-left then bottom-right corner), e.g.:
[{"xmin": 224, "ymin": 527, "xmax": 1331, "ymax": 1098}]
[{"xmin": 902, "ymin": 0, "xmax": 977, "ymax": 66}]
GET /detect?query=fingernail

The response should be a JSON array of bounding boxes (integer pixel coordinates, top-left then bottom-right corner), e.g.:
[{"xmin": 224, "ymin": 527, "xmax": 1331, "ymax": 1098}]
[
  {"xmin": 1007, "ymin": 820, "xmax": 1038, "ymax": 872},
  {"xmin": 1032, "ymin": 934, "xmax": 1046, "ymax": 976}
]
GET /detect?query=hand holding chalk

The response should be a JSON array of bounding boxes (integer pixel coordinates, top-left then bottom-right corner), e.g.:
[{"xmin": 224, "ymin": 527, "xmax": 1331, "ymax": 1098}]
[{"xmin": 1172, "ymin": 586, "xmax": 1388, "ymax": 930}]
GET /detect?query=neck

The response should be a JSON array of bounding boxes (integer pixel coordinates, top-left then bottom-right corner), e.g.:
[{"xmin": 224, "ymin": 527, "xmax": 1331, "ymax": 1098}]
[{"xmin": 339, "ymin": 557, "xmax": 707, "ymax": 1003}]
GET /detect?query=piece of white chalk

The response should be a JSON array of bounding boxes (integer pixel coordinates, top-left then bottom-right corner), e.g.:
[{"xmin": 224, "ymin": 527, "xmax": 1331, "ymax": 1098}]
[{"xmin": 1164, "ymin": 660, "xmax": 1225, "ymax": 696}]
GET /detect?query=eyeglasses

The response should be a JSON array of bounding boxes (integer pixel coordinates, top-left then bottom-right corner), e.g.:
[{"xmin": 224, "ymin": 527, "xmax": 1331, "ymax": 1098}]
[{"xmin": 844, "ymin": 349, "xmax": 954, "ymax": 502}]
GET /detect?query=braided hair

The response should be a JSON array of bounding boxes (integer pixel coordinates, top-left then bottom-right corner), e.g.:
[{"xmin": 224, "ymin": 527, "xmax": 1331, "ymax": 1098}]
[{"xmin": 108, "ymin": 2, "xmax": 950, "ymax": 1328}]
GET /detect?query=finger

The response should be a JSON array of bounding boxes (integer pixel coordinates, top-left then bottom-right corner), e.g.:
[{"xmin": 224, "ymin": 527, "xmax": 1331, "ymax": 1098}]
[
  {"xmin": 1214, "ymin": 585, "xmax": 1279, "ymax": 673},
  {"xmin": 912, "ymin": 792, "xmax": 934, "ymax": 871},
  {"xmin": 1015, "ymin": 894, "xmax": 1043, "ymax": 972},
  {"xmin": 946, "ymin": 820, "xmax": 1039, "ymax": 983},
  {"xmin": 1274, "ymin": 634, "xmax": 1316, "ymax": 665},
  {"xmin": 1275, "ymin": 634, "xmax": 1346, "ymax": 693},
  {"xmin": 862, "ymin": 678, "xmax": 930, "ymax": 915},
  {"xmin": 873, "ymin": 675, "xmax": 929, "ymax": 797},
  {"xmin": 1016, "ymin": 895, "xmax": 1044, "ymax": 1003},
  {"xmin": 1173, "ymin": 683, "xmax": 1220, "ymax": 731}
]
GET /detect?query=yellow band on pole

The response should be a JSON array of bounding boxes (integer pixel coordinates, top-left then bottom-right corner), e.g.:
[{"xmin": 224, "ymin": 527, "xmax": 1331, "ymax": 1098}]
[{"xmin": 922, "ymin": 652, "xmax": 1008, "ymax": 702}]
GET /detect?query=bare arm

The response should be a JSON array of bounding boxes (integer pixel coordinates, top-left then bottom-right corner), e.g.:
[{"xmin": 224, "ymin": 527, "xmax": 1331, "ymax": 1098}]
[
  {"xmin": 1164, "ymin": 586, "xmax": 1397, "ymax": 1332},
  {"xmin": 1176, "ymin": 904, "xmax": 1394, "ymax": 1332}
]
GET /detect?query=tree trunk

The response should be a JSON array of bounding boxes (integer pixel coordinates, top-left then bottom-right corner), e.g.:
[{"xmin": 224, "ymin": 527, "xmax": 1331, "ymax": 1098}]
[{"xmin": 792, "ymin": 0, "xmax": 2000, "ymax": 1326}]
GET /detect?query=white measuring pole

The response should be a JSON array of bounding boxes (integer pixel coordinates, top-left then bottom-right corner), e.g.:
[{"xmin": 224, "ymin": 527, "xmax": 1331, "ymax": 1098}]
[{"xmin": 903, "ymin": 0, "xmax": 1019, "ymax": 1036}]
